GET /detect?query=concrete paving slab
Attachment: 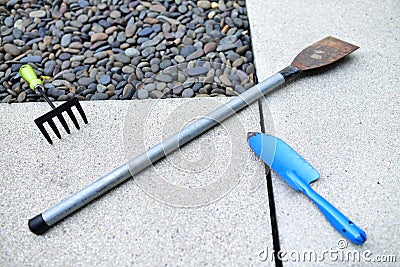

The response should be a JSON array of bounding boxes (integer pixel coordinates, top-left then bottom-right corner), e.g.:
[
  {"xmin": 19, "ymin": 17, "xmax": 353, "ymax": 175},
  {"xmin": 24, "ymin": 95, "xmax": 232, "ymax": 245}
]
[
  {"xmin": 248, "ymin": 0, "xmax": 399, "ymax": 265},
  {"xmin": 0, "ymin": 99, "xmax": 272, "ymax": 266}
]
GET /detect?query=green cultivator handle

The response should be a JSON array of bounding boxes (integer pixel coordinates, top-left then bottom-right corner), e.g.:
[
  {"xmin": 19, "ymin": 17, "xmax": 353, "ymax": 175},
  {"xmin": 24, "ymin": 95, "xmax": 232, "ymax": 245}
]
[{"xmin": 20, "ymin": 64, "xmax": 43, "ymax": 90}]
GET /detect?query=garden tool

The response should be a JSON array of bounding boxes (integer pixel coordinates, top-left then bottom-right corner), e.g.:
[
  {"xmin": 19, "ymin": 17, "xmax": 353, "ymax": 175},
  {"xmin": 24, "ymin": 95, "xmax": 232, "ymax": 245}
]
[
  {"xmin": 247, "ymin": 132, "xmax": 367, "ymax": 245},
  {"xmin": 19, "ymin": 64, "xmax": 88, "ymax": 144}
]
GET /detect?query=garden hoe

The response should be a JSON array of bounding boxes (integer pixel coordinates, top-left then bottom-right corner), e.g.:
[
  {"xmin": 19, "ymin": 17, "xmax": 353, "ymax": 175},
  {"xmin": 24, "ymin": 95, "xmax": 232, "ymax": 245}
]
[
  {"xmin": 20, "ymin": 65, "xmax": 88, "ymax": 144},
  {"xmin": 27, "ymin": 36, "xmax": 359, "ymax": 235}
]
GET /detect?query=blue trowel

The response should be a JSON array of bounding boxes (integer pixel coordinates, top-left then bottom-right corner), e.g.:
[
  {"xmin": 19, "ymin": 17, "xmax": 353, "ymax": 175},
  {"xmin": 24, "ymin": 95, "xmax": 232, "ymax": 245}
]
[{"xmin": 247, "ymin": 132, "xmax": 367, "ymax": 245}]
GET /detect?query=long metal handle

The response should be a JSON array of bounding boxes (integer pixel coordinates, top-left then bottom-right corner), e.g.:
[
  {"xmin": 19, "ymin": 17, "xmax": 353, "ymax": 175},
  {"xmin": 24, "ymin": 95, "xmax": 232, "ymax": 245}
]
[{"xmin": 28, "ymin": 72, "xmax": 286, "ymax": 234}]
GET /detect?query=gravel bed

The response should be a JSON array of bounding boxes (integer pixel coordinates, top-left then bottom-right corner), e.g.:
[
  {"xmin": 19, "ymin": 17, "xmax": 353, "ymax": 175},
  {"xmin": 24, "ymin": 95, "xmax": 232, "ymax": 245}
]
[{"xmin": 0, "ymin": 0, "xmax": 255, "ymax": 102}]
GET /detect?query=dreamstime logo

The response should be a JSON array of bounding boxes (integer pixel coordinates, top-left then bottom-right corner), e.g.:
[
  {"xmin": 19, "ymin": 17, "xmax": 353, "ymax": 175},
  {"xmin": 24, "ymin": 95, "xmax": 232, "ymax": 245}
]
[
  {"xmin": 258, "ymin": 239, "xmax": 397, "ymax": 263},
  {"xmin": 123, "ymin": 60, "xmax": 275, "ymax": 207}
]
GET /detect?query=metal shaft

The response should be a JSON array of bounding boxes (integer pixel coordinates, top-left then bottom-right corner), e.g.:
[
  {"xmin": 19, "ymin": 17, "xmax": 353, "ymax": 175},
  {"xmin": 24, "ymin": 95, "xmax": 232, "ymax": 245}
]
[
  {"xmin": 29, "ymin": 72, "xmax": 286, "ymax": 234},
  {"xmin": 35, "ymin": 85, "xmax": 56, "ymax": 109}
]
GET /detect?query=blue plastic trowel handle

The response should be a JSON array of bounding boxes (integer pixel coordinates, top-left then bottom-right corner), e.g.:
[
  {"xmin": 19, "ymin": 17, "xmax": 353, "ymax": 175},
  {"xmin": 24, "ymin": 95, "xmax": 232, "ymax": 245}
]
[
  {"xmin": 248, "ymin": 133, "xmax": 367, "ymax": 245},
  {"xmin": 294, "ymin": 176, "xmax": 367, "ymax": 245}
]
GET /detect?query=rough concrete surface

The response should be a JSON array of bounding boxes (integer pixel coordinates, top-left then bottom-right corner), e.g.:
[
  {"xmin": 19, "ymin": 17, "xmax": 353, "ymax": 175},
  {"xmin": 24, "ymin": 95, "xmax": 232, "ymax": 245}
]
[
  {"xmin": 248, "ymin": 0, "xmax": 399, "ymax": 265},
  {"xmin": 0, "ymin": 99, "xmax": 273, "ymax": 266}
]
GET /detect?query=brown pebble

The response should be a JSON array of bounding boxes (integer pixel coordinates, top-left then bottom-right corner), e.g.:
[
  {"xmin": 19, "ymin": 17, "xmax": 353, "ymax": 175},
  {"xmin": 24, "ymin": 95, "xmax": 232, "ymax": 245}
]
[
  {"xmin": 43, "ymin": 36, "xmax": 52, "ymax": 45},
  {"xmin": 105, "ymin": 26, "xmax": 119, "ymax": 35},
  {"xmin": 204, "ymin": 42, "xmax": 217, "ymax": 54},
  {"xmin": 236, "ymin": 45, "xmax": 249, "ymax": 55},
  {"xmin": 221, "ymin": 25, "xmax": 229, "ymax": 34},
  {"xmin": 91, "ymin": 33, "xmax": 108, "ymax": 42},
  {"xmin": 144, "ymin": 18, "xmax": 159, "ymax": 24},
  {"xmin": 232, "ymin": 57, "xmax": 244, "ymax": 67},
  {"xmin": 17, "ymin": 92, "xmax": 26, "ymax": 102},
  {"xmin": 4, "ymin": 44, "xmax": 21, "ymax": 56},
  {"xmin": 125, "ymin": 24, "xmax": 137, "ymax": 37},
  {"xmin": 219, "ymin": 74, "xmax": 232, "ymax": 87}
]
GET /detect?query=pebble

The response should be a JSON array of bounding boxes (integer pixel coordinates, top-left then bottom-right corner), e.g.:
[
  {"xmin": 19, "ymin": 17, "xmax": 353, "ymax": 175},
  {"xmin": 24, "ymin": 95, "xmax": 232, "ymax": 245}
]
[
  {"xmin": 182, "ymin": 88, "xmax": 195, "ymax": 98},
  {"xmin": 44, "ymin": 61, "xmax": 56, "ymax": 76},
  {"xmin": 91, "ymin": 92, "xmax": 108, "ymax": 100},
  {"xmin": 122, "ymin": 84, "xmax": 135, "ymax": 99},
  {"xmin": 48, "ymin": 87, "xmax": 65, "ymax": 98},
  {"xmin": 232, "ymin": 57, "xmax": 244, "ymax": 67},
  {"xmin": 197, "ymin": 1, "xmax": 211, "ymax": 9},
  {"xmin": 150, "ymin": 4, "xmax": 166, "ymax": 13},
  {"xmin": 150, "ymin": 90, "xmax": 163, "ymax": 99},
  {"xmin": 100, "ymin": 75, "xmax": 111, "ymax": 85},
  {"xmin": 217, "ymin": 43, "xmax": 237, "ymax": 52},
  {"xmin": 61, "ymin": 34, "xmax": 72, "ymax": 47},
  {"xmin": 138, "ymin": 27, "xmax": 154, "ymax": 37},
  {"xmin": 219, "ymin": 75, "xmax": 232, "ymax": 87},
  {"xmin": 114, "ymin": 54, "xmax": 131, "ymax": 64},
  {"xmin": 186, "ymin": 50, "xmax": 204, "ymax": 61},
  {"xmin": 29, "ymin": 10, "xmax": 46, "ymax": 18},
  {"xmin": 125, "ymin": 48, "xmax": 140, "ymax": 57},
  {"xmin": 181, "ymin": 46, "xmax": 196, "ymax": 57},
  {"xmin": 125, "ymin": 24, "xmax": 137, "ymax": 37},
  {"xmin": 204, "ymin": 42, "xmax": 217, "ymax": 54},
  {"xmin": 142, "ymin": 47, "xmax": 156, "ymax": 57},
  {"xmin": 160, "ymin": 60, "xmax": 172, "ymax": 70},
  {"xmin": 78, "ymin": 77, "xmax": 96, "ymax": 86},
  {"xmin": 20, "ymin": 55, "xmax": 42, "ymax": 63},
  {"xmin": 2, "ymin": 95, "xmax": 12, "ymax": 103},
  {"xmin": 122, "ymin": 66, "xmax": 135, "ymax": 74},
  {"xmin": 91, "ymin": 33, "xmax": 108, "ymax": 42},
  {"xmin": 17, "ymin": 91, "xmax": 26, "ymax": 102},
  {"xmin": 188, "ymin": 67, "xmax": 209, "ymax": 76},
  {"xmin": 63, "ymin": 73, "xmax": 76, "ymax": 82},
  {"xmin": 4, "ymin": 44, "xmax": 21, "ymax": 56},
  {"xmin": 156, "ymin": 74, "xmax": 173, "ymax": 83},
  {"xmin": 157, "ymin": 15, "xmax": 180, "ymax": 25},
  {"xmin": 137, "ymin": 89, "xmax": 149, "ymax": 99}
]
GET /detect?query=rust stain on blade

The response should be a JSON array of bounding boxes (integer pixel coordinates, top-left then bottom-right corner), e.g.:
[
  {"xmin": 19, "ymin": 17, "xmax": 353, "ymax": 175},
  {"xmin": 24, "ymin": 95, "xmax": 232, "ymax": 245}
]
[{"xmin": 291, "ymin": 36, "xmax": 359, "ymax": 71}]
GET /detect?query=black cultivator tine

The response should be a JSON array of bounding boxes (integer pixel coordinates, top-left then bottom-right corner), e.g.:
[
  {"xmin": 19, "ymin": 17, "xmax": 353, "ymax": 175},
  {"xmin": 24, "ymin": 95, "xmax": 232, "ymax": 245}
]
[
  {"xmin": 66, "ymin": 108, "xmax": 80, "ymax": 130},
  {"xmin": 74, "ymin": 101, "xmax": 88, "ymax": 124},
  {"xmin": 33, "ymin": 98, "xmax": 88, "ymax": 143},
  {"xmin": 47, "ymin": 118, "xmax": 61, "ymax": 139},
  {"xmin": 57, "ymin": 114, "xmax": 71, "ymax": 134},
  {"xmin": 35, "ymin": 120, "xmax": 53, "ymax": 144}
]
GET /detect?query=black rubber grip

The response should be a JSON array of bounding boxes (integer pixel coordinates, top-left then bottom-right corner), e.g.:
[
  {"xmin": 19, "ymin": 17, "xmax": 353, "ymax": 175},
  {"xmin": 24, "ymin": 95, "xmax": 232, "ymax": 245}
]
[
  {"xmin": 279, "ymin": 66, "xmax": 302, "ymax": 81},
  {"xmin": 28, "ymin": 214, "xmax": 50, "ymax": 235}
]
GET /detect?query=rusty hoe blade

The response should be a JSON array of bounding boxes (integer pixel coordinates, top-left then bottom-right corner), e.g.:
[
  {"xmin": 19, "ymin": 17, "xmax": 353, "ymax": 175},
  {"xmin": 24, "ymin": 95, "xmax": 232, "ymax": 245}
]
[
  {"xmin": 28, "ymin": 36, "xmax": 359, "ymax": 235},
  {"xmin": 278, "ymin": 36, "xmax": 359, "ymax": 81},
  {"xmin": 291, "ymin": 36, "xmax": 359, "ymax": 71},
  {"xmin": 34, "ymin": 85, "xmax": 88, "ymax": 144}
]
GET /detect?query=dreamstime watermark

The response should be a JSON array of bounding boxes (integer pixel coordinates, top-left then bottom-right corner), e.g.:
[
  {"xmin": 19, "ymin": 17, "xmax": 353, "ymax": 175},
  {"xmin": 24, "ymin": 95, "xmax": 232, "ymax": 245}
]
[
  {"xmin": 123, "ymin": 60, "xmax": 275, "ymax": 207},
  {"xmin": 258, "ymin": 240, "xmax": 397, "ymax": 263}
]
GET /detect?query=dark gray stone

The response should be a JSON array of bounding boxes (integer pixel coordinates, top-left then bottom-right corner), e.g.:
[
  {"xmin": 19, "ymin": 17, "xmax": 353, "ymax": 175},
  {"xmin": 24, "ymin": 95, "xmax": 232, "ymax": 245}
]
[
  {"xmin": 44, "ymin": 61, "xmax": 57, "ymax": 76},
  {"xmin": 78, "ymin": 77, "xmax": 96, "ymax": 86},
  {"xmin": 182, "ymin": 88, "xmax": 195, "ymax": 98},
  {"xmin": 188, "ymin": 67, "xmax": 208, "ymax": 77},
  {"xmin": 91, "ymin": 92, "xmax": 109, "ymax": 100},
  {"xmin": 180, "ymin": 45, "xmax": 196, "ymax": 57},
  {"xmin": 20, "ymin": 55, "xmax": 42, "ymax": 63},
  {"xmin": 156, "ymin": 74, "xmax": 173, "ymax": 83}
]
